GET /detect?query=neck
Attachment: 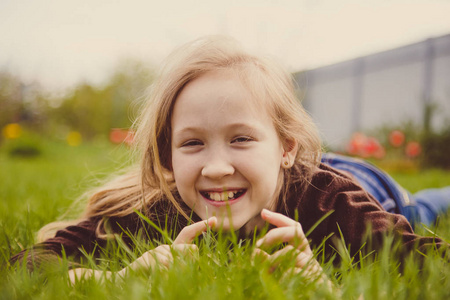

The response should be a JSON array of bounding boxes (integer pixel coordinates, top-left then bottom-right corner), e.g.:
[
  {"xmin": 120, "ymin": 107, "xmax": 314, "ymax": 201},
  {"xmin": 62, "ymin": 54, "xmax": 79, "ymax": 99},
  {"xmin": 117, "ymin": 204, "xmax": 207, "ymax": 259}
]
[{"xmin": 242, "ymin": 214, "xmax": 267, "ymax": 235}]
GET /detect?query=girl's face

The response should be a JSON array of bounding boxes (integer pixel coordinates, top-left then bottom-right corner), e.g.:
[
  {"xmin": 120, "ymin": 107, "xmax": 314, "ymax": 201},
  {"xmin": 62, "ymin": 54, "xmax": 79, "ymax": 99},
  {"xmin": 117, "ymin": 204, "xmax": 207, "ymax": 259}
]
[{"xmin": 171, "ymin": 70, "xmax": 287, "ymax": 230}]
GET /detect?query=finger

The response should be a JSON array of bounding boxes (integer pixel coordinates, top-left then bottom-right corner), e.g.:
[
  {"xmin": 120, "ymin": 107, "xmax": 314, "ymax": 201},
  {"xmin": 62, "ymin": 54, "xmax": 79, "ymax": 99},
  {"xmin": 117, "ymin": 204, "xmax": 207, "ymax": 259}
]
[
  {"xmin": 252, "ymin": 248, "xmax": 270, "ymax": 262},
  {"xmin": 256, "ymin": 227, "xmax": 311, "ymax": 253},
  {"xmin": 295, "ymin": 252, "xmax": 323, "ymax": 275},
  {"xmin": 152, "ymin": 245, "xmax": 173, "ymax": 266},
  {"xmin": 268, "ymin": 246, "xmax": 319, "ymax": 273},
  {"xmin": 142, "ymin": 245, "xmax": 173, "ymax": 268},
  {"xmin": 294, "ymin": 262, "xmax": 324, "ymax": 282},
  {"xmin": 295, "ymin": 251, "xmax": 313, "ymax": 269},
  {"xmin": 260, "ymin": 245, "xmax": 297, "ymax": 273},
  {"xmin": 267, "ymin": 245, "xmax": 298, "ymax": 263},
  {"xmin": 256, "ymin": 227, "xmax": 302, "ymax": 247},
  {"xmin": 172, "ymin": 243, "xmax": 199, "ymax": 253},
  {"xmin": 261, "ymin": 209, "xmax": 298, "ymax": 227},
  {"xmin": 173, "ymin": 217, "xmax": 217, "ymax": 244},
  {"xmin": 273, "ymin": 250, "xmax": 324, "ymax": 284},
  {"xmin": 171, "ymin": 244, "xmax": 199, "ymax": 259},
  {"xmin": 152, "ymin": 252, "xmax": 172, "ymax": 268},
  {"xmin": 290, "ymin": 266, "xmax": 320, "ymax": 278},
  {"xmin": 281, "ymin": 265, "xmax": 329, "ymax": 288}
]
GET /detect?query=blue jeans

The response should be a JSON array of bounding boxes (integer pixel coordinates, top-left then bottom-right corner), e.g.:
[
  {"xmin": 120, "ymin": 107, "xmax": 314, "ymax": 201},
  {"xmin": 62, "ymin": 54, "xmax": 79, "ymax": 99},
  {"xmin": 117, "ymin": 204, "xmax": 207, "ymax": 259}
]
[{"xmin": 321, "ymin": 153, "xmax": 450, "ymax": 227}]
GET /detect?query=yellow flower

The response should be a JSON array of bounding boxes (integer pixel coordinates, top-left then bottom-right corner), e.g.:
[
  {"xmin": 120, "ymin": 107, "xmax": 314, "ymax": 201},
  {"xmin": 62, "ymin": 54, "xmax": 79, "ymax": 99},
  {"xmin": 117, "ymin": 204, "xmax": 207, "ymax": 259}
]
[
  {"xmin": 2, "ymin": 123, "xmax": 22, "ymax": 139},
  {"xmin": 67, "ymin": 131, "xmax": 82, "ymax": 146}
]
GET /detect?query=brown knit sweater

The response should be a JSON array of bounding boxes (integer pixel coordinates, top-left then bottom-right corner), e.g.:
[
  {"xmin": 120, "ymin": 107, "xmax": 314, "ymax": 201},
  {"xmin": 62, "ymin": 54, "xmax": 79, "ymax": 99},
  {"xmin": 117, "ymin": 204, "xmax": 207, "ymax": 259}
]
[{"xmin": 10, "ymin": 164, "xmax": 445, "ymax": 269}]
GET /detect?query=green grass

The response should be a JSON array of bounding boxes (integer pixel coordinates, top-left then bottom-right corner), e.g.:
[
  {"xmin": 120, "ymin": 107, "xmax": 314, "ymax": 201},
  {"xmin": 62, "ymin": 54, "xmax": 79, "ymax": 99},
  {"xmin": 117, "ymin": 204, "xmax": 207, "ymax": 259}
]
[
  {"xmin": 1, "ymin": 140, "xmax": 449, "ymax": 299},
  {"xmin": 0, "ymin": 138, "xmax": 131, "ymax": 258}
]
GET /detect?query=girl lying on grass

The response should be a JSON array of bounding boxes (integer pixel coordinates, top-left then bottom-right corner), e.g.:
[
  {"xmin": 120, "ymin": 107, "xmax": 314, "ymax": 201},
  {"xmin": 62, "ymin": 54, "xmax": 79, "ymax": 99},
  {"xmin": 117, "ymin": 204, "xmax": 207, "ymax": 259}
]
[{"xmin": 11, "ymin": 36, "xmax": 450, "ymax": 284}]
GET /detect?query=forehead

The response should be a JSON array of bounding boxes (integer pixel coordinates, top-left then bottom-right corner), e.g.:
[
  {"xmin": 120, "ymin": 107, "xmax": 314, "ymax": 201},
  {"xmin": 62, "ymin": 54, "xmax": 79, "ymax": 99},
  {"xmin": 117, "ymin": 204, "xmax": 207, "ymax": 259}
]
[{"xmin": 172, "ymin": 70, "xmax": 272, "ymax": 128}]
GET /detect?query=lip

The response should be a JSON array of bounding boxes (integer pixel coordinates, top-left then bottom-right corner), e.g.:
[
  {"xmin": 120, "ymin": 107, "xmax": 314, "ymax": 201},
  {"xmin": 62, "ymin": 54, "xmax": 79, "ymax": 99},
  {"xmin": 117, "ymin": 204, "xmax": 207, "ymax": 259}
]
[
  {"xmin": 200, "ymin": 188, "xmax": 247, "ymax": 207},
  {"xmin": 200, "ymin": 187, "xmax": 243, "ymax": 192}
]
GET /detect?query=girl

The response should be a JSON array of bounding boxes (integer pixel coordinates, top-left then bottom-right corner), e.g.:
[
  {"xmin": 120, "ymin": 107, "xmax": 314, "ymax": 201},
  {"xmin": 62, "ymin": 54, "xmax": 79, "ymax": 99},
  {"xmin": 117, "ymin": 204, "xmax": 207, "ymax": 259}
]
[{"xmin": 11, "ymin": 36, "xmax": 447, "ymax": 282}]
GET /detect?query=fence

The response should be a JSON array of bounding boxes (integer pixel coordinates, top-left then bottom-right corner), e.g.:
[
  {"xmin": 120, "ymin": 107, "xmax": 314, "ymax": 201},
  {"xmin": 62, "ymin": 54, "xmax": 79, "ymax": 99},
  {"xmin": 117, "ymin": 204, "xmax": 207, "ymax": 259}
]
[{"xmin": 294, "ymin": 34, "xmax": 450, "ymax": 149}]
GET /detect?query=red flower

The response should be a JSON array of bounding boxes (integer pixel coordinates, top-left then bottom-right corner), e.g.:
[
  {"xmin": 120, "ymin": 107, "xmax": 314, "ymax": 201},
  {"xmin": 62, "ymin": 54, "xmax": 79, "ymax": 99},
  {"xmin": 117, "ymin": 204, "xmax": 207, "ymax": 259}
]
[
  {"xmin": 347, "ymin": 132, "xmax": 366, "ymax": 155},
  {"xmin": 405, "ymin": 141, "xmax": 421, "ymax": 158},
  {"xmin": 347, "ymin": 133, "xmax": 384, "ymax": 159},
  {"xmin": 389, "ymin": 130, "xmax": 405, "ymax": 147},
  {"xmin": 109, "ymin": 128, "xmax": 135, "ymax": 145}
]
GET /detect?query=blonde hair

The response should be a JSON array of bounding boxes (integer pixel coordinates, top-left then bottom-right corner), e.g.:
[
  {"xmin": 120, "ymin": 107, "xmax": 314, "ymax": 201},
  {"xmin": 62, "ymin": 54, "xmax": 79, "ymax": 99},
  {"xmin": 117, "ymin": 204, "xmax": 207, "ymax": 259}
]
[{"xmin": 38, "ymin": 36, "xmax": 322, "ymax": 241}]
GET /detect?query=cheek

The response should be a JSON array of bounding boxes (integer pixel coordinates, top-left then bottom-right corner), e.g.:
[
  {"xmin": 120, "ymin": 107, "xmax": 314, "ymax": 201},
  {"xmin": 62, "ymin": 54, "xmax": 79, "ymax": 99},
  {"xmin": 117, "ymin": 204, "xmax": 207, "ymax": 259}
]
[
  {"xmin": 251, "ymin": 147, "xmax": 283, "ymax": 172},
  {"xmin": 172, "ymin": 153, "xmax": 200, "ymax": 186},
  {"xmin": 255, "ymin": 148, "xmax": 284, "ymax": 190},
  {"xmin": 239, "ymin": 151, "xmax": 282, "ymax": 185},
  {"xmin": 171, "ymin": 154, "xmax": 186, "ymax": 185},
  {"xmin": 171, "ymin": 158, "xmax": 195, "ymax": 205}
]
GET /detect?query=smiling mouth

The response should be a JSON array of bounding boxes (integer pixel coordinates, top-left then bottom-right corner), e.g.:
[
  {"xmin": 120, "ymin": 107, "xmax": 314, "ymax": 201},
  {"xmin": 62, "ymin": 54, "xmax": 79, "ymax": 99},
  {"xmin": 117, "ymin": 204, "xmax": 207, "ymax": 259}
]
[{"xmin": 200, "ymin": 189, "xmax": 246, "ymax": 202}]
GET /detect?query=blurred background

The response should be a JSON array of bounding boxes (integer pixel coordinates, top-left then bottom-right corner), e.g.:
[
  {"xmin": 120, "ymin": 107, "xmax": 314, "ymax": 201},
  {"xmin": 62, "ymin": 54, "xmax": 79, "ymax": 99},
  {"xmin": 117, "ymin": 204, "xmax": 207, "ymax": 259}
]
[{"xmin": 1, "ymin": 0, "xmax": 450, "ymax": 169}]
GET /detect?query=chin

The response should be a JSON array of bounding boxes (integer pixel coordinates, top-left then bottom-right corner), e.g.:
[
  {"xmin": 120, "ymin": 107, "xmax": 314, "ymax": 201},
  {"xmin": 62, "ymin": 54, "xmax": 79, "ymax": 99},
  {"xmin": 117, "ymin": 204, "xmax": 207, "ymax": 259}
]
[{"xmin": 213, "ymin": 216, "xmax": 247, "ymax": 231}]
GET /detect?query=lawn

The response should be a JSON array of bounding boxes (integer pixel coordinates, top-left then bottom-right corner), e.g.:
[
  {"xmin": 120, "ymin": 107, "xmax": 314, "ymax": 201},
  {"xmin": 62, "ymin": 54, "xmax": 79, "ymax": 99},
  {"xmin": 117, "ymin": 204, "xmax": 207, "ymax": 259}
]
[{"xmin": 1, "ymin": 139, "xmax": 449, "ymax": 299}]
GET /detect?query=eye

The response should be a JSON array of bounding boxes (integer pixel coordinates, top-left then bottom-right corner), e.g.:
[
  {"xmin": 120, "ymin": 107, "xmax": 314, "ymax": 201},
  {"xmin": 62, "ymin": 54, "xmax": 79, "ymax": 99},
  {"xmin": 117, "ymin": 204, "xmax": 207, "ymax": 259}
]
[
  {"xmin": 181, "ymin": 140, "xmax": 203, "ymax": 147},
  {"xmin": 231, "ymin": 136, "xmax": 254, "ymax": 143}
]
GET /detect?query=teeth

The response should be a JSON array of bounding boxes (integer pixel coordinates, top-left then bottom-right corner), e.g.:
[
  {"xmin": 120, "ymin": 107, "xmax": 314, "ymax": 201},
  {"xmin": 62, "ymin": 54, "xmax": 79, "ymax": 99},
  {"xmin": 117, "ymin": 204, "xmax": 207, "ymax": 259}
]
[{"xmin": 207, "ymin": 191, "xmax": 237, "ymax": 201}]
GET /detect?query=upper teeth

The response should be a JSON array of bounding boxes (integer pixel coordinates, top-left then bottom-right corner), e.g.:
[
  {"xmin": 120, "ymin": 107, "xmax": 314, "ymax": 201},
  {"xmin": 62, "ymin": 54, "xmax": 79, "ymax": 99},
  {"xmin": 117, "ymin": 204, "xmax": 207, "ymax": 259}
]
[{"xmin": 208, "ymin": 191, "xmax": 235, "ymax": 201}]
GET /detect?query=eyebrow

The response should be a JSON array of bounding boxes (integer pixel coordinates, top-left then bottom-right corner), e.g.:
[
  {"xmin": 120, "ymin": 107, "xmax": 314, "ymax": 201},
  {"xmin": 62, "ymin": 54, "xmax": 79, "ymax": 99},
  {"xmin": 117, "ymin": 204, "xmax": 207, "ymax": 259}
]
[
  {"xmin": 172, "ymin": 123, "xmax": 259, "ymax": 136},
  {"xmin": 172, "ymin": 127, "xmax": 204, "ymax": 137}
]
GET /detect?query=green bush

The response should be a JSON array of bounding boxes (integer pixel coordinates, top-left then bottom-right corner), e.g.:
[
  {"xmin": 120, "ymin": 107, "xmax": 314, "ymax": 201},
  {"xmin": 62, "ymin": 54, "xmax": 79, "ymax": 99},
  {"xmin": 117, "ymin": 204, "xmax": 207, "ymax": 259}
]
[{"xmin": 2, "ymin": 130, "xmax": 43, "ymax": 158}]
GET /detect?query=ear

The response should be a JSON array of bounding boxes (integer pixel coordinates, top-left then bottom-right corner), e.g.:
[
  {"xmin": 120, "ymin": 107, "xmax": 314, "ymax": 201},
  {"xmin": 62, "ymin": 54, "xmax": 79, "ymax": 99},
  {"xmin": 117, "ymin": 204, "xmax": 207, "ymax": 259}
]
[{"xmin": 281, "ymin": 138, "xmax": 298, "ymax": 168}]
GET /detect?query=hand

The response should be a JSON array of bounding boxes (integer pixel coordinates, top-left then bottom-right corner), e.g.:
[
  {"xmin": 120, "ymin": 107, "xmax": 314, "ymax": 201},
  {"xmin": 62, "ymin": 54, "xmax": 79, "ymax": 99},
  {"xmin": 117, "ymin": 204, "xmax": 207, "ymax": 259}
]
[
  {"xmin": 68, "ymin": 217, "xmax": 217, "ymax": 284},
  {"xmin": 254, "ymin": 209, "xmax": 327, "ymax": 283},
  {"xmin": 120, "ymin": 216, "xmax": 217, "ymax": 275}
]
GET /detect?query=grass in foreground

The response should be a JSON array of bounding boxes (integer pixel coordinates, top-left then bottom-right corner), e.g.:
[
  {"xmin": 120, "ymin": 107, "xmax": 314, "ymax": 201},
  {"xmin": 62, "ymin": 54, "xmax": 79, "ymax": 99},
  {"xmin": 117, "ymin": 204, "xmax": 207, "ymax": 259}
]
[
  {"xmin": 1, "ymin": 140, "xmax": 449, "ymax": 299},
  {"xmin": 2, "ymin": 215, "xmax": 450, "ymax": 300}
]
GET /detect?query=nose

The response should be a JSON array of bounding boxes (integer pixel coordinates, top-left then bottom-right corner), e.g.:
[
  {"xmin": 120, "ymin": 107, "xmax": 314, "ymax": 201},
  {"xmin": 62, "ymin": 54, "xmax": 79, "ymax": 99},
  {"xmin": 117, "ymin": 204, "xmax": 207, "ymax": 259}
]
[{"xmin": 201, "ymin": 151, "xmax": 235, "ymax": 179}]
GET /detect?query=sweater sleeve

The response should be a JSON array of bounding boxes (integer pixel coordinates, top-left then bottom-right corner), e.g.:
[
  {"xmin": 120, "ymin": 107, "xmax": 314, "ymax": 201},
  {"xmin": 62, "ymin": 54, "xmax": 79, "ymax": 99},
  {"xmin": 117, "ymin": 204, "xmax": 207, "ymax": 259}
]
[
  {"xmin": 9, "ymin": 218, "xmax": 105, "ymax": 270},
  {"xmin": 292, "ymin": 164, "xmax": 446, "ymax": 262},
  {"xmin": 9, "ymin": 201, "xmax": 191, "ymax": 272},
  {"xmin": 9, "ymin": 213, "xmax": 148, "ymax": 271}
]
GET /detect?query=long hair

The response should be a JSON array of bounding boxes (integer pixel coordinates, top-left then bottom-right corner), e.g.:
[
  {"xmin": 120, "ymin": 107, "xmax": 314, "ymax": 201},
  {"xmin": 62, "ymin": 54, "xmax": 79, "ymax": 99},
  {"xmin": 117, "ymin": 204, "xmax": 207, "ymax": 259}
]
[{"xmin": 38, "ymin": 36, "xmax": 322, "ymax": 241}]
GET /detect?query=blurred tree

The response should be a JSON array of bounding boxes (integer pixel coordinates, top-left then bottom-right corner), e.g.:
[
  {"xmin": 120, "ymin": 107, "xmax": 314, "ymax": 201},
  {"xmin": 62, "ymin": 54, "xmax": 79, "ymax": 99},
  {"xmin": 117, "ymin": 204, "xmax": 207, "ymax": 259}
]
[
  {"xmin": 106, "ymin": 58, "xmax": 155, "ymax": 129},
  {"xmin": 50, "ymin": 59, "xmax": 155, "ymax": 139},
  {"xmin": 0, "ymin": 71, "xmax": 48, "ymax": 136},
  {"xmin": 0, "ymin": 71, "xmax": 24, "ymax": 127},
  {"xmin": 52, "ymin": 84, "xmax": 111, "ymax": 139}
]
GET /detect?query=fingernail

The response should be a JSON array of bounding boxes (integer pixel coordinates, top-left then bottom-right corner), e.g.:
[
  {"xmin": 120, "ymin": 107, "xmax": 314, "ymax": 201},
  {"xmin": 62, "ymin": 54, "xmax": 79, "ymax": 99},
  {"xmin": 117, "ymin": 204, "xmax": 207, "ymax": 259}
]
[
  {"xmin": 207, "ymin": 217, "xmax": 216, "ymax": 227},
  {"xmin": 252, "ymin": 248, "xmax": 261, "ymax": 258},
  {"xmin": 261, "ymin": 209, "xmax": 272, "ymax": 218},
  {"xmin": 262, "ymin": 208, "xmax": 272, "ymax": 215},
  {"xmin": 255, "ymin": 239, "xmax": 262, "ymax": 247}
]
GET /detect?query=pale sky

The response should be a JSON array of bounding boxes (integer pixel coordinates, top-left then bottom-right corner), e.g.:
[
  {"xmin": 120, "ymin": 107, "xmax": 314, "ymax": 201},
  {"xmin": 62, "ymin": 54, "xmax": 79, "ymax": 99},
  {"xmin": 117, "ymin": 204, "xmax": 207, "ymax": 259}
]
[{"xmin": 1, "ymin": 0, "xmax": 450, "ymax": 91}]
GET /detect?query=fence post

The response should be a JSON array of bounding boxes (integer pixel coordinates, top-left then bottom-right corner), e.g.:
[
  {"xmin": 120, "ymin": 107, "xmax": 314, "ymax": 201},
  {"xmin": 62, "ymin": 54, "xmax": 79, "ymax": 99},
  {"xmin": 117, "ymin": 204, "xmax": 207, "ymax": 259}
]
[
  {"xmin": 422, "ymin": 38, "xmax": 435, "ymax": 134},
  {"xmin": 351, "ymin": 58, "xmax": 364, "ymax": 134}
]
